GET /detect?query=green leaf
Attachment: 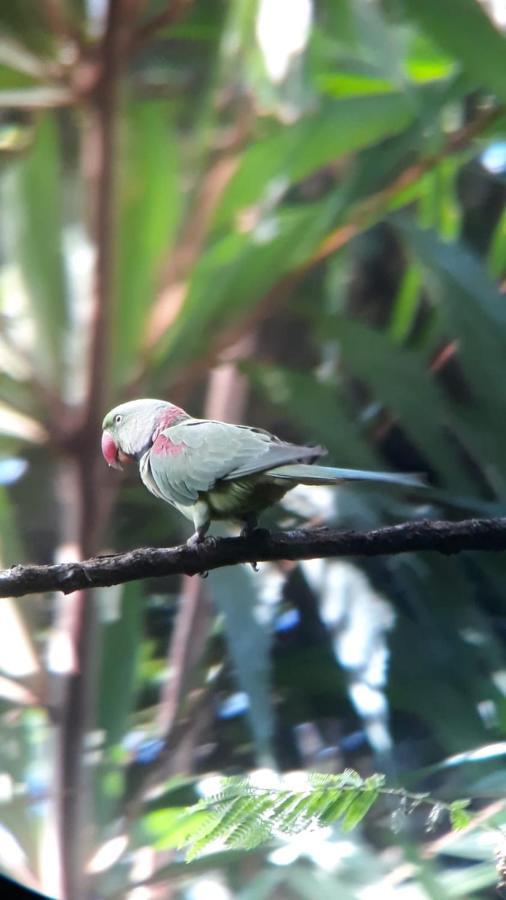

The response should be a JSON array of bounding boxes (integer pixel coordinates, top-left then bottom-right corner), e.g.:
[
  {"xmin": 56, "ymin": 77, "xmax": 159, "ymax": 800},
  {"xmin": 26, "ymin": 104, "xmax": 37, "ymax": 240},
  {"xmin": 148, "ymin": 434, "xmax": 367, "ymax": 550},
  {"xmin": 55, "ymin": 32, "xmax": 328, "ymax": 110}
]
[
  {"xmin": 350, "ymin": 0, "xmax": 407, "ymax": 89},
  {"xmin": 270, "ymin": 792, "xmax": 317, "ymax": 833},
  {"xmin": 337, "ymin": 73, "xmax": 470, "ymax": 213},
  {"xmin": 402, "ymin": 0, "xmax": 506, "ymax": 103},
  {"xmin": 153, "ymin": 204, "xmax": 331, "ymax": 377},
  {"xmin": 0, "ymin": 372, "xmax": 37, "ymax": 421},
  {"xmin": 145, "ymin": 807, "xmax": 216, "ymax": 851},
  {"xmin": 95, "ymin": 583, "xmax": 143, "ymax": 750},
  {"xmin": 94, "ymin": 582, "xmax": 143, "ymax": 827},
  {"xmin": 417, "ymin": 158, "xmax": 461, "ymax": 240},
  {"xmin": 4, "ymin": 114, "xmax": 67, "ymax": 388},
  {"xmin": 398, "ymin": 220, "xmax": 506, "ymax": 429},
  {"xmin": 187, "ymin": 795, "xmax": 273, "ymax": 860},
  {"xmin": 114, "ymin": 100, "xmax": 182, "ymax": 385},
  {"xmin": 405, "ymin": 32, "xmax": 456, "ymax": 83},
  {"xmin": 0, "ymin": 62, "xmax": 38, "ymax": 90},
  {"xmin": 388, "ymin": 262, "xmax": 422, "ymax": 342},
  {"xmin": 0, "ymin": 3, "xmax": 56, "ymax": 57},
  {"xmin": 319, "ymin": 788, "xmax": 361, "ymax": 824},
  {"xmin": 449, "ymin": 799, "xmax": 472, "ymax": 831},
  {"xmin": 389, "ymin": 556, "xmax": 497, "ymax": 751},
  {"xmin": 215, "ymin": 93, "xmax": 414, "ymax": 227},
  {"xmin": 341, "ymin": 789, "xmax": 380, "ymax": 830},
  {"xmin": 441, "ymin": 860, "xmax": 499, "ymax": 896},
  {"xmin": 321, "ymin": 316, "xmax": 477, "ymax": 491},
  {"xmin": 317, "ymin": 72, "xmax": 396, "ymax": 98},
  {"xmin": 0, "ymin": 484, "xmax": 23, "ymax": 564},
  {"xmin": 245, "ymin": 363, "xmax": 379, "ymax": 469},
  {"xmin": 488, "ymin": 206, "xmax": 506, "ymax": 279},
  {"xmin": 207, "ymin": 561, "xmax": 274, "ymax": 760}
]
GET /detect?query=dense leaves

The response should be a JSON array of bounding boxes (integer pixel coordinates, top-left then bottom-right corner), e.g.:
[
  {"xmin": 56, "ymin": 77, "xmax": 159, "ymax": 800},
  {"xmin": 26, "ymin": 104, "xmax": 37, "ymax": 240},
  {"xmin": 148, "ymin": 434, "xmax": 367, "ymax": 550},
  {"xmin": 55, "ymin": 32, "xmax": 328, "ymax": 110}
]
[{"xmin": 0, "ymin": 1, "xmax": 505, "ymax": 899}]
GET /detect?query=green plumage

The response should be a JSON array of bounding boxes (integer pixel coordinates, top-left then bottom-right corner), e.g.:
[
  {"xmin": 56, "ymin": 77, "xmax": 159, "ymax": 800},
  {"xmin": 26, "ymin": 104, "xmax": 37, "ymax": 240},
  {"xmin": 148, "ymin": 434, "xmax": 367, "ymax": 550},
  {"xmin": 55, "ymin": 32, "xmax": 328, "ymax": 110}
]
[{"xmin": 206, "ymin": 473, "xmax": 291, "ymax": 519}]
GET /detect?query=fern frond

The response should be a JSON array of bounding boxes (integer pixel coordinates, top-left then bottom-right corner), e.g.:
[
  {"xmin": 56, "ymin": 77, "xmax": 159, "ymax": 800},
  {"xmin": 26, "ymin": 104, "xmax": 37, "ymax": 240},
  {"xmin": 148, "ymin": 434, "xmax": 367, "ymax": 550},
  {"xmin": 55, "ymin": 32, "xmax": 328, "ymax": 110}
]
[{"xmin": 147, "ymin": 769, "xmax": 470, "ymax": 861}]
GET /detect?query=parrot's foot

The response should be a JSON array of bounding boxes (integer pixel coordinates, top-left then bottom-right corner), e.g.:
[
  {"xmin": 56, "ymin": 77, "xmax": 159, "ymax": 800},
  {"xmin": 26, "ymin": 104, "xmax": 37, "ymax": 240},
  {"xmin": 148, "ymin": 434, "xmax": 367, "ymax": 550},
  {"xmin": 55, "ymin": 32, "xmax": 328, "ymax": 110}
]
[
  {"xmin": 240, "ymin": 517, "xmax": 269, "ymax": 572},
  {"xmin": 186, "ymin": 529, "xmax": 214, "ymax": 548},
  {"xmin": 187, "ymin": 531, "xmax": 217, "ymax": 578}
]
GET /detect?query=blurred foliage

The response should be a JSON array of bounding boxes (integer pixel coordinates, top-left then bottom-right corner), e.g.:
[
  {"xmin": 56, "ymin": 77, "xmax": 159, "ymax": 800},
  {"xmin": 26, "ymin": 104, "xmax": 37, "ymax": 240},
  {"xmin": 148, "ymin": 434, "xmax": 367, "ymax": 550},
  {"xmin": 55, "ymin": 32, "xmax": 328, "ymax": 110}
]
[{"xmin": 0, "ymin": 0, "xmax": 505, "ymax": 898}]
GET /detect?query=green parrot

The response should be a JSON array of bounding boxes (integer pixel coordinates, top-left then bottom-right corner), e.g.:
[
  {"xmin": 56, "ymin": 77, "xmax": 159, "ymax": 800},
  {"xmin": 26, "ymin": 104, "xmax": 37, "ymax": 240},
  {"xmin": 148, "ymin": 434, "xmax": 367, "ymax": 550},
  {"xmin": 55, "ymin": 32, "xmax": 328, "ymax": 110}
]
[{"xmin": 102, "ymin": 398, "xmax": 424, "ymax": 545}]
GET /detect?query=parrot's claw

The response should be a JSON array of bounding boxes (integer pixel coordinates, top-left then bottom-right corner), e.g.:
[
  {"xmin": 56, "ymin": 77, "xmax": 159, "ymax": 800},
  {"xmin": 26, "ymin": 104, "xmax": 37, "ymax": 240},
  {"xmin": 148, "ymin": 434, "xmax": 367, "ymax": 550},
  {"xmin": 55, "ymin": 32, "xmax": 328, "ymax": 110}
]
[
  {"xmin": 240, "ymin": 521, "xmax": 270, "ymax": 541},
  {"xmin": 240, "ymin": 519, "xmax": 268, "ymax": 572},
  {"xmin": 240, "ymin": 517, "xmax": 257, "ymax": 539}
]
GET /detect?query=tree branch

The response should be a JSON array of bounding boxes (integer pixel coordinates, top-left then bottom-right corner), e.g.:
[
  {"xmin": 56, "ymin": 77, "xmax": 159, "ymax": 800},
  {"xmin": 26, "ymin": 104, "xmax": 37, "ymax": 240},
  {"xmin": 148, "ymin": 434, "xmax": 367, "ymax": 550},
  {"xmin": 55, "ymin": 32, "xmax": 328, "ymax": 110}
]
[{"xmin": 3, "ymin": 517, "xmax": 506, "ymax": 599}]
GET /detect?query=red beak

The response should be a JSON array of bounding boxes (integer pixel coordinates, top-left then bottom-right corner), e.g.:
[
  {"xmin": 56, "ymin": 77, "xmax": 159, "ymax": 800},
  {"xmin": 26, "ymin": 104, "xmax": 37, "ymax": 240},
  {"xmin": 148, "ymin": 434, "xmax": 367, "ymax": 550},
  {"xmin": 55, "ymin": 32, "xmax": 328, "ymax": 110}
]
[{"xmin": 101, "ymin": 431, "xmax": 123, "ymax": 470}]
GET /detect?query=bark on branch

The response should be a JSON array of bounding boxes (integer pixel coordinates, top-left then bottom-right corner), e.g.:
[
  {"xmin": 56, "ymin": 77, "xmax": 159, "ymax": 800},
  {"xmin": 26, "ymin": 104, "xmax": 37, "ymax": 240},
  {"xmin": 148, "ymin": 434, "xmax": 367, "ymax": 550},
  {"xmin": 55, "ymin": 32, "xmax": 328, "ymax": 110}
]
[{"xmin": 2, "ymin": 517, "xmax": 506, "ymax": 599}]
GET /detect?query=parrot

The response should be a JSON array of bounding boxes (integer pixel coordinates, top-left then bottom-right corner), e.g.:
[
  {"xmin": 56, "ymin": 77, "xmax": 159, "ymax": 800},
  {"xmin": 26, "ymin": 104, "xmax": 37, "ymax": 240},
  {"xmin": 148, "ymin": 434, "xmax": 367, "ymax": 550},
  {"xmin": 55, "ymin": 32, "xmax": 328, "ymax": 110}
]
[{"xmin": 101, "ymin": 398, "xmax": 424, "ymax": 547}]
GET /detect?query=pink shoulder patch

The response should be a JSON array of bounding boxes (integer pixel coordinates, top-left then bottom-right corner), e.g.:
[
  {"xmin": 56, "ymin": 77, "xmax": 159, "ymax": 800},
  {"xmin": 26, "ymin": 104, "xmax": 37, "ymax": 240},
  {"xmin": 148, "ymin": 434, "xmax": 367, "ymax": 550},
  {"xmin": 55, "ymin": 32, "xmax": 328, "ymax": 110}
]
[
  {"xmin": 157, "ymin": 405, "xmax": 188, "ymax": 429},
  {"xmin": 152, "ymin": 433, "xmax": 186, "ymax": 457},
  {"xmin": 151, "ymin": 405, "xmax": 189, "ymax": 455}
]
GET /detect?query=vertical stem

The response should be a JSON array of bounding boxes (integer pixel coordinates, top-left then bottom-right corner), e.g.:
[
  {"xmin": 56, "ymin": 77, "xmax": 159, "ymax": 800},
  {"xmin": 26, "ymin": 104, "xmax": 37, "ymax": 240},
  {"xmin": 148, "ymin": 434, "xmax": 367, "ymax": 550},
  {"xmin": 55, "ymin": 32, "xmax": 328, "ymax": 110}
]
[
  {"xmin": 57, "ymin": 4, "xmax": 143, "ymax": 897},
  {"xmin": 79, "ymin": 0, "xmax": 128, "ymax": 555},
  {"xmin": 155, "ymin": 577, "xmax": 212, "ymax": 736},
  {"xmin": 52, "ymin": 460, "xmax": 99, "ymax": 900}
]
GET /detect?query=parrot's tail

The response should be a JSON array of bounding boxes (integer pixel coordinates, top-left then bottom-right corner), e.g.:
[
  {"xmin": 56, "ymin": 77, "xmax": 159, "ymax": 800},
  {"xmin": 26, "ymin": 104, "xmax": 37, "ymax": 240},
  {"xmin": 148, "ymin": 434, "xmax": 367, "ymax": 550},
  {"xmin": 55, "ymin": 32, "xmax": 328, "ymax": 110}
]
[{"xmin": 268, "ymin": 464, "xmax": 426, "ymax": 489}]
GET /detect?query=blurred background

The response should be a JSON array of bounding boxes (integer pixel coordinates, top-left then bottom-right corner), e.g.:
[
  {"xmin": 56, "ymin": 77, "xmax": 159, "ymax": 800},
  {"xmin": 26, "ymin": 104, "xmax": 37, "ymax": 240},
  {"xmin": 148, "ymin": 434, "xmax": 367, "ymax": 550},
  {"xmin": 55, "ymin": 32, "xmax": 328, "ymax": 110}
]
[{"xmin": 0, "ymin": 0, "xmax": 505, "ymax": 897}]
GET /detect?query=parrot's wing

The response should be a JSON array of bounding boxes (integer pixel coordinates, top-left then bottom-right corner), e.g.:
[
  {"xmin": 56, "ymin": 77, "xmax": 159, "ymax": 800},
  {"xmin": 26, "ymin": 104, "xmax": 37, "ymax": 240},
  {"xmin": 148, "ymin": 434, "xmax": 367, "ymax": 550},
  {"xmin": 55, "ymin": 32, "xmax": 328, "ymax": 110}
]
[{"xmin": 145, "ymin": 419, "xmax": 324, "ymax": 507}]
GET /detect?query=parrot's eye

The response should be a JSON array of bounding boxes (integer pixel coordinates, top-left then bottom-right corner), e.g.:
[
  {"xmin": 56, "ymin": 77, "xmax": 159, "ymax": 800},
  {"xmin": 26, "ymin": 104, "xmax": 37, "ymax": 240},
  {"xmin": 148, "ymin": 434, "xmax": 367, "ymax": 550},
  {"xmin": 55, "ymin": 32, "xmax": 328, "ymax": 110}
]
[{"xmin": 115, "ymin": 414, "xmax": 122, "ymax": 425}]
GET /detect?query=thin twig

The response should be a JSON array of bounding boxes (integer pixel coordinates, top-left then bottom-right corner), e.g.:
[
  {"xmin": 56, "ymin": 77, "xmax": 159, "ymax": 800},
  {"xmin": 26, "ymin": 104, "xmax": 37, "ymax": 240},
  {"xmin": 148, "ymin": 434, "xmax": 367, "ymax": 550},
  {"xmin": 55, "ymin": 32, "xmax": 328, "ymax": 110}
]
[
  {"xmin": 3, "ymin": 517, "xmax": 506, "ymax": 599},
  {"xmin": 132, "ymin": 0, "xmax": 193, "ymax": 54},
  {"xmin": 155, "ymin": 576, "xmax": 211, "ymax": 737},
  {"xmin": 146, "ymin": 152, "xmax": 243, "ymax": 349}
]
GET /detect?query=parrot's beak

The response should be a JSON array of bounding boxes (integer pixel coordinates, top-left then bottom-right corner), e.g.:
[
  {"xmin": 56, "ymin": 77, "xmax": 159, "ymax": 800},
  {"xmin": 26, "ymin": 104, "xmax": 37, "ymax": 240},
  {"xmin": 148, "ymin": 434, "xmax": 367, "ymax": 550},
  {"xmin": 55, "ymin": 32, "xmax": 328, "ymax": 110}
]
[{"xmin": 101, "ymin": 431, "xmax": 123, "ymax": 470}]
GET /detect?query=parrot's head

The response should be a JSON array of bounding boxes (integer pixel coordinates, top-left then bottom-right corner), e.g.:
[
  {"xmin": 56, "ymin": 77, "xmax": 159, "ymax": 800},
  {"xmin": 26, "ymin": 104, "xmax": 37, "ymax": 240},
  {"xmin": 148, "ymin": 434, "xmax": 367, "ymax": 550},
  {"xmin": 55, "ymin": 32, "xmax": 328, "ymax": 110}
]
[{"xmin": 101, "ymin": 398, "xmax": 188, "ymax": 470}]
